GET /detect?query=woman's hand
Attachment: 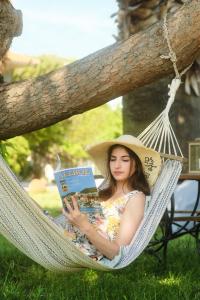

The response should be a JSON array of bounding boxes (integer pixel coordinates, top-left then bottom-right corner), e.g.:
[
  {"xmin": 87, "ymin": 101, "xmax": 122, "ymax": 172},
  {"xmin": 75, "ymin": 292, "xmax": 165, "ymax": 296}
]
[
  {"xmin": 62, "ymin": 196, "xmax": 91, "ymax": 233},
  {"xmin": 63, "ymin": 196, "xmax": 120, "ymax": 259}
]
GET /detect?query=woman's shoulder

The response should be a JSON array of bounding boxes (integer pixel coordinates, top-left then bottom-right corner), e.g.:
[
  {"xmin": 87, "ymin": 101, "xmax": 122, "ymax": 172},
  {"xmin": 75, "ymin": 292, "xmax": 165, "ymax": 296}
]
[{"xmin": 124, "ymin": 190, "xmax": 145, "ymax": 203}]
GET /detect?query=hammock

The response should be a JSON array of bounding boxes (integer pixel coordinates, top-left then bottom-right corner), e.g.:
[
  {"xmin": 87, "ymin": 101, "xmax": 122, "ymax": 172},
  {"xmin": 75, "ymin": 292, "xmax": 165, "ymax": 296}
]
[
  {"xmin": 0, "ymin": 16, "xmax": 186, "ymax": 272},
  {"xmin": 0, "ymin": 155, "xmax": 181, "ymax": 272}
]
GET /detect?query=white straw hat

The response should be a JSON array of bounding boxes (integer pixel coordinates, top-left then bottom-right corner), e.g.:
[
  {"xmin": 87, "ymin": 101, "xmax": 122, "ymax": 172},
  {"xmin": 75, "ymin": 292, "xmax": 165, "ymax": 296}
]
[{"xmin": 87, "ymin": 135, "xmax": 161, "ymax": 186}]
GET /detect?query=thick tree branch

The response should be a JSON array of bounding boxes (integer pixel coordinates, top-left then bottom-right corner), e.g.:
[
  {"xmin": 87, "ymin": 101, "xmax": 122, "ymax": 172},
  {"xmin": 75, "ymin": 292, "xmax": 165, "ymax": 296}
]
[{"xmin": 0, "ymin": 0, "xmax": 200, "ymax": 139}]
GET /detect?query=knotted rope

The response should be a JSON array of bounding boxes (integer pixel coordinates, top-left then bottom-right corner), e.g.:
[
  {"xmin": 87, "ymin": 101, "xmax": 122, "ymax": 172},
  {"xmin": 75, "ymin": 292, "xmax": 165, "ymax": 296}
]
[{"xmin": 138, "ymin": 14, "xmax": 192, "ymax": 160}]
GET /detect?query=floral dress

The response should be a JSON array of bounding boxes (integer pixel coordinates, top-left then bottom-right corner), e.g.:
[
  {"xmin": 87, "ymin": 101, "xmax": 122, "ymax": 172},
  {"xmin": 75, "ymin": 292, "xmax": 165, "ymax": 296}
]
[{"xmin": 54, "ymin": 190, "xmax": 143, "ymax": 261}]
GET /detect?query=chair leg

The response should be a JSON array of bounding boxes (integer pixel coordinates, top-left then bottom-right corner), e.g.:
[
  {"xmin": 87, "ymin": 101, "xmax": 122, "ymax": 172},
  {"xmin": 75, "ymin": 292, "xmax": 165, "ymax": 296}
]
[
  {"xmin": 163, "ymin": 239, "xmax": 168, "ymax": 266},
  {"xmin": 195, "ymin": 225, "xmax": 200, "ymax": 254}
]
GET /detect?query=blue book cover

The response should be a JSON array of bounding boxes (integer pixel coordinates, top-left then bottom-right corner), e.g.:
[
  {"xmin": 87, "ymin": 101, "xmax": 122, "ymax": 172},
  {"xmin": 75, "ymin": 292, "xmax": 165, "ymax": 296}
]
[{"xmin": 54, "ymin": 166, "xmax": 102, "ymax": 214}]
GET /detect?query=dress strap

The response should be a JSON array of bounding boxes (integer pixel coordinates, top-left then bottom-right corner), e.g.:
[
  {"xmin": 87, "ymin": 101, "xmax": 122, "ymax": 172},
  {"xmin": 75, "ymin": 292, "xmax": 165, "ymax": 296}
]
[{"xmin": 124, "ymin": 190, "xmax": 143, "ymax": 206}]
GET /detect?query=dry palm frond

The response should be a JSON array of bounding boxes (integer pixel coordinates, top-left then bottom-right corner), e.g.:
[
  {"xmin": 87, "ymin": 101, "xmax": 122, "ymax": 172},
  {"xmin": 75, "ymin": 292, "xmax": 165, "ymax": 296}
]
[
  {"xmin": 115, "ymin": 0, "xmax": 185, "ymax": 37},
  {"xmin": 184, "ymin": 72, "xmax": 191, "ymax": 95},
  {"xmin": 145, "ymin": 0, "xmax": 161, "ymax": 9},
  {"xmin": 129, "ymin": 7, "xmax": 153, "ymax": 19},
  {"xmin": 184, "ymin": 56, "xmax": 200, "ymax": 97}
]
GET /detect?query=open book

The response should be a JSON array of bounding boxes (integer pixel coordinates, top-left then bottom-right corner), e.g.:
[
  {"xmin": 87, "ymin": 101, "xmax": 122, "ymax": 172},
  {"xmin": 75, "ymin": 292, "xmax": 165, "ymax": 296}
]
[{"xmin": 54, "ymin": 166, "xmax": 103, "ymax": 223}]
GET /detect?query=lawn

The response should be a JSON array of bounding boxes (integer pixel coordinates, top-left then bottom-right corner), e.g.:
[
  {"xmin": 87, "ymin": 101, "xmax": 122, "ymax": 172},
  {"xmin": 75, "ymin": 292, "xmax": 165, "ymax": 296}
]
[{"xmin": 0, "ymin": 189, "xmax": 200, "ymax": 300}]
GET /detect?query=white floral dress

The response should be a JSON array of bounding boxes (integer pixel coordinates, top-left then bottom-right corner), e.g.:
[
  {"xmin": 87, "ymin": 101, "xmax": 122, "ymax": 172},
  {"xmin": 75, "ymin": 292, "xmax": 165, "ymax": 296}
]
[{"xmin": 55, "ymin": 190, "xmax": 144, "ymax": 261}]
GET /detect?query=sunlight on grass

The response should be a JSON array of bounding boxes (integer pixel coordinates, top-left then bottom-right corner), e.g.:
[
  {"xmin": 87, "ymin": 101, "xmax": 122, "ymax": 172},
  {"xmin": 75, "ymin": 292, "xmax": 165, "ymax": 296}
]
[
  {"xmin": 159, "ymin": 274, "xmax": 181, "ymax": 287},
  {"xmin": 28, "ymin": 187, "xmax": 61, "ymax": 215},
  {"xmin": 83, "ymin": 269, "xmax": 99, "ymax": 284}
]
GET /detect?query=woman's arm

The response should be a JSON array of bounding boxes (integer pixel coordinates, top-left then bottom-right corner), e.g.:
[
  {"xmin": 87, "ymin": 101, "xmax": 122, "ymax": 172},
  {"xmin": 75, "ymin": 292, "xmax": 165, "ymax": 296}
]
[
  {"xmin": 115, "ymin": 192, "xmax": 145, "ymax": 246},
  {"xmin": 63, "ymin": 193, "xmax": 145, "ymax": 260}
]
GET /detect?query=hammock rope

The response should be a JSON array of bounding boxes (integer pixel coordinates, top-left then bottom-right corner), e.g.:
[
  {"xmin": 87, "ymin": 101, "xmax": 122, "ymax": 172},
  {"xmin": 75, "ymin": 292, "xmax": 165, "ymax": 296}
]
[{"xmin": 138, "ymin": 14, "xmax": 190, "ymax": 160}]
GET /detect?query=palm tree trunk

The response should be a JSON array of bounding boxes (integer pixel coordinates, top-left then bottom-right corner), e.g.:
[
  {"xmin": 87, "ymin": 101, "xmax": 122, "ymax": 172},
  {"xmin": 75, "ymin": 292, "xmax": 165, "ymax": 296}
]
[{"xmin": 123, "ymin": 76, "xmax": 169, "ymax": 136}]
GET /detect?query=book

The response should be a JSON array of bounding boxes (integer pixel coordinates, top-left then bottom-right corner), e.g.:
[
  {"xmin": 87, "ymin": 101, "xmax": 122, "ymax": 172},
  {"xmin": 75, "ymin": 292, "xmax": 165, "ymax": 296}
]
[
  {"xmin": 54, "ymin": 166, "xmax": 103, "ymax": 218},
  {"xmin": 54, "ymin": 166, "xmax": 106, "ymax": 262}
]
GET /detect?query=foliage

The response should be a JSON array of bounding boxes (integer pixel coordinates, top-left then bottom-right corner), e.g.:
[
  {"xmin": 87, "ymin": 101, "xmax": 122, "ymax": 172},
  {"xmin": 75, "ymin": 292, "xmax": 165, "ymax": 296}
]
[
  {"xmin": 12, "ymin": 55, "xmax": 73, "ymax": 81},
  {"xmin": 5, "ymin": 102, "xmax": 122, "ymax": 179},
  {"xmin": 23, "ymin": 121, "xmax": 71, "ymax": 177},
  {"xmin": 61, "ymin": 104, "xmax": 122, "ymax": 165},
  {"xmin": 22, "ymin": 103, "xmax": 122, "ymax": 176},
  {"xmin": 0, "ymin": 141, "xmax": 8, "ymax": 159},
  {"xmin": 5, "ymin": 136, "xmax": 31, "ymax": 178}
]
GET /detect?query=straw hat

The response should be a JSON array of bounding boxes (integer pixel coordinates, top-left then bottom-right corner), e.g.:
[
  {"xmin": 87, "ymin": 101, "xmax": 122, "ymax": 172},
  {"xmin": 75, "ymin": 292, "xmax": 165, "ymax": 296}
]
[{"xmin": 87, "ymin": 135, "xmax": 161, "ymax": 186}]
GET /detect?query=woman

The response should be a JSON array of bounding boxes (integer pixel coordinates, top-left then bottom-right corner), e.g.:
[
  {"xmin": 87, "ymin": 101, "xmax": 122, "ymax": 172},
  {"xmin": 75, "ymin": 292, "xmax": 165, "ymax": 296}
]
[{"xmin": 63, "ymin": 135, "xmax": 161, "ymax": 266}]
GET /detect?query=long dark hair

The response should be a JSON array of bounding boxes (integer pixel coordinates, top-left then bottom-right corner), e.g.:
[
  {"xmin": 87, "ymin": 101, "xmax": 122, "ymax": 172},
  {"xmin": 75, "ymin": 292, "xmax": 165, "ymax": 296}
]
[{"xmin": 99, "ymin": 144, "xmax": 150, "ymax": 200}]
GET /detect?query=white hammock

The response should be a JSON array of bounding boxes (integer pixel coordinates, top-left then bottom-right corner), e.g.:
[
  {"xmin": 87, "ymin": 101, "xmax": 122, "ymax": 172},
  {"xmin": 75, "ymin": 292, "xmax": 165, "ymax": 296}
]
[{"xmin": 0, "ymin": 154, "xmax": 181, "ymax": 272}]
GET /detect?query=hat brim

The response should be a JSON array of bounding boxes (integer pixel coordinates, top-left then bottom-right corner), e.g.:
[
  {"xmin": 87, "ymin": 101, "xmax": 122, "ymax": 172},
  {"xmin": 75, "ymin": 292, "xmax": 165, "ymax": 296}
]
[{"xmin": 87, "ymin": 139, "xmax": 161, "ymax": 186}]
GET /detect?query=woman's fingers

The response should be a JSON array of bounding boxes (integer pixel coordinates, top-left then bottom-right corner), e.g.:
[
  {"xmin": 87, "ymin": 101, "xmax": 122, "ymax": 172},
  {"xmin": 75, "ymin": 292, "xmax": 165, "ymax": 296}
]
[
  {"xmin": 63, "ymin": 197, "xmax": 73, "ymax": 213},
  {"xmin": 72, "ymin": 195, "xmax": 79, "ymax": 211},
  {"xmin": 62, "ymin": 196, "xmax": 89, "ymax": 230},
  {"xmin": 62, "ymin": 208, "xmax": 69, "ymax": 218},
  {"xmin": 63, "ymin": 196, "xmax": 83, "ymax": 227}
]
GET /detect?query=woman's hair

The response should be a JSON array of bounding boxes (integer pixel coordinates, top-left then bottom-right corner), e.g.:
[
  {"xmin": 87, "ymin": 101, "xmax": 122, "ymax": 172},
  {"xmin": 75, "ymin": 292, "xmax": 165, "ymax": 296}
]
[{"xmin": 99, "ymin": 144, "xmax": 150, "ymax": 200}]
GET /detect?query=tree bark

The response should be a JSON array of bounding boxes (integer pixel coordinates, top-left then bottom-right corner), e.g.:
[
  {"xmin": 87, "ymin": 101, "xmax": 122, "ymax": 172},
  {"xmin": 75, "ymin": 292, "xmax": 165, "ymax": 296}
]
[
  {"xmin": 0, "ymin": 1, "xmax": 22, "ymax": 60},
  {"xmin": 0, "ymin": 0, "xmax": 200, "ymax": 140}
]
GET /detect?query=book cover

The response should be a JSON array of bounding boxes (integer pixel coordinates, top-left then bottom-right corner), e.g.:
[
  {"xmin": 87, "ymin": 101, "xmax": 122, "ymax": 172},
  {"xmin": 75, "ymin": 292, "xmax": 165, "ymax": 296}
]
[{"xmin": 54, "ymin": 166, "xmax": 102, "ymax": 215}]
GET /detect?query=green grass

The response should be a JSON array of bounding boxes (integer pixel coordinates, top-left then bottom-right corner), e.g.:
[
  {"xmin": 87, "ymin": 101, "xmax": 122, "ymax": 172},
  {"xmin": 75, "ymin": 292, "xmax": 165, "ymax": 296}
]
[
  {"xmin": 29, "ymin": 187, "xmax": 62, "ymax": 216},
  {"xmin": 0, "ymin": 190, "xmax": 200, "ymax": 300}
]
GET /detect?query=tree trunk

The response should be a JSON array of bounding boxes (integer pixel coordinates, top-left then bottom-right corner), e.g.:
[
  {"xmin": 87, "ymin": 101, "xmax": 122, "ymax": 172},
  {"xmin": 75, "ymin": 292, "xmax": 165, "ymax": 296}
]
[
  {"xmin": 0, "ymin": 0, "xmax": 199, "ymax": 140},
  {"xmin": 123, "ymin": 76, "xmax": 170, "ymax": 136},
  {"xmin": 0, "ymin": 1, "xmax": 22, "ymax": 60},
  {"xmin": 173, "ymin": 86, "xmax": 200, "ymax": 158}
]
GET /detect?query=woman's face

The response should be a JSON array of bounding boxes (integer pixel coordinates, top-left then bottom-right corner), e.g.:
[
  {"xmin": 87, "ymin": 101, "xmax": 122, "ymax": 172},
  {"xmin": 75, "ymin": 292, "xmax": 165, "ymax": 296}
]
[{"xmin": 109, "ymin": 146, "xmax": 135, "ymax": 183}]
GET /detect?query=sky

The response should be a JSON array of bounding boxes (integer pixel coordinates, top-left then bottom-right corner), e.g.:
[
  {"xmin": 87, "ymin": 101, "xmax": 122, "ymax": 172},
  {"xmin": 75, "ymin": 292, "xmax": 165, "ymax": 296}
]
[{"xmin": 11, "ymin": 0, "xmax": 118, "ymax": 59}]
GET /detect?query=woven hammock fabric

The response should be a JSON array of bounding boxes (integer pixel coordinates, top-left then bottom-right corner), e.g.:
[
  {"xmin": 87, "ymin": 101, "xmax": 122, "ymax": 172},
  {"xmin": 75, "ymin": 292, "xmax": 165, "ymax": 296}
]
[
  {"xmin": 0, "ymin": 155, "xmax": 181, "ymax": 272},
  {"xmin": 116, "ymin": 159, "xmax": 182, "ymax": 268}
]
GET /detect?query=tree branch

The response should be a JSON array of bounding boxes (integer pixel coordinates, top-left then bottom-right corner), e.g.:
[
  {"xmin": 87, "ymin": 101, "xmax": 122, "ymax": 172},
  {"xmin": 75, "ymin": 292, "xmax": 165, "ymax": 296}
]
[{"xmin": 0, "ymin": 0, "xmax": 200, "ymax": 139}]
